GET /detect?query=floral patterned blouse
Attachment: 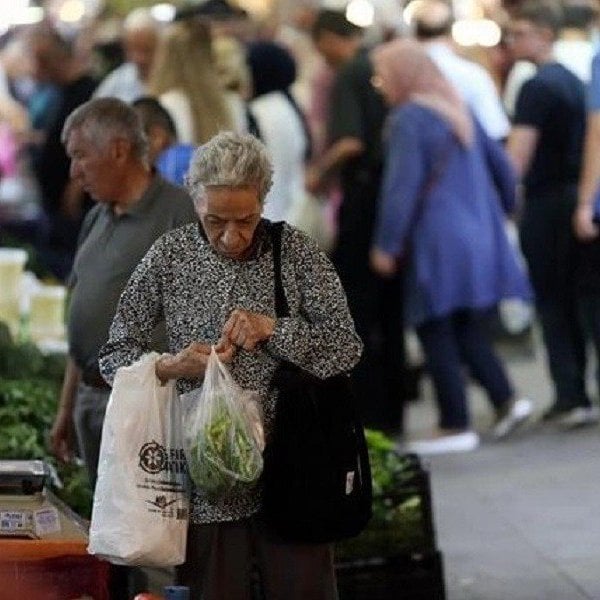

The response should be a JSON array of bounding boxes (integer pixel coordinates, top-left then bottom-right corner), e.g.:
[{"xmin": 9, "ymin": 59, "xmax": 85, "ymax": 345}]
[{"xmin": 98, "ymin": 220, "xmax": 362, "ymax": 524}]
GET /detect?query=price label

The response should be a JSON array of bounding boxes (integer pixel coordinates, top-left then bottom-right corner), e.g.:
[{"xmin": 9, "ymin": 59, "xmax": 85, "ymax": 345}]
[
  {"xmin": 0, "ymin": 510, "xmax": 32, "ymax": 532},
  {"xmin": 34, "ymin": 507, "xmax": 61, "ymax": 536}
]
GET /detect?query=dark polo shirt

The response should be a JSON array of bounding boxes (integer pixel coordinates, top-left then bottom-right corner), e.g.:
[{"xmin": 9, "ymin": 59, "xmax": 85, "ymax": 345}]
[{"xmin": 67, "ymin": 174, "xmax": 196, "ymax": 374}]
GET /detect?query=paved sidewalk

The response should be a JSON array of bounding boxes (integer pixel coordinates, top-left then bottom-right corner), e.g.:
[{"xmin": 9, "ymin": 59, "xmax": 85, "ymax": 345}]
[{"xmin": 405, "ymin": 331, "xmax": 600, "ymax": 600}]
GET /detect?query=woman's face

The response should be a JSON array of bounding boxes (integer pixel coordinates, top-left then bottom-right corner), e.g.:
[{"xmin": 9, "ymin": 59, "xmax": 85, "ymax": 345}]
[{"xmin": 196, "ymin": 186, "xmax": 262, "ymax": 260}]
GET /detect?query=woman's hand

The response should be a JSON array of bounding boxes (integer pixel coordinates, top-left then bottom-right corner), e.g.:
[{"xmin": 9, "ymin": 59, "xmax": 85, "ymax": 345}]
[
  {"xmin": 222, "ymin": 309, "xmax": 275, "ymax": 351},
  {"xmin": 573, "ymin": 204, "xmax": 599, "ymax": 241},
  {"xmin": 370, "ymin": 248, "xmax": 398, "ymax": 277},
  {"xmin": 155, "ymin": 340, "xmax": 235, "ymax": 383}
]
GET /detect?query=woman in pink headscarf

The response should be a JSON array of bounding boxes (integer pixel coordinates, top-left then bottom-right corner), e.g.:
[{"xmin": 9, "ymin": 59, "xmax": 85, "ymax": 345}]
[{"xmin": 369, "ymin": 39, "xmax": 533, "ymax": 454}]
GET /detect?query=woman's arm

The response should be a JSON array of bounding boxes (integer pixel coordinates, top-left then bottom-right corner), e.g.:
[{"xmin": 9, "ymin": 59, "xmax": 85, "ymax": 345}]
[
  {"xmin": 264, "ymin": 227, "xmax": 363, "ymax": 380},
  {"xmin": 372, "ymin": 108, "xmax": 427, "ymax": 258},
  {"xmin": 98, "ymin": 239, "xmax": 166, "ymax": 385}
]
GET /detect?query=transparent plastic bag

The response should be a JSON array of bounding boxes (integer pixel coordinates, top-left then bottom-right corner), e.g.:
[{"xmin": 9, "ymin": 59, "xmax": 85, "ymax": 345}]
[{"xmin": 181, "ymin": 348, "xmax": 264, "ymax": 499}]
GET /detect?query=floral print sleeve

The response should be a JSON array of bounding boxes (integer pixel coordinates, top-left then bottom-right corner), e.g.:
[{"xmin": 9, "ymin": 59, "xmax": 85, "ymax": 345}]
[
  {"xmin": 96, "ymin": 221, "xmax": 363, "ymax": 524},
  {"xmin": 98, "ymin": 237, "xmax": 166, "ymax": 385},
  {"xmin": 266, "ymin": 226, "xmax": 363, "ymax": 379}
]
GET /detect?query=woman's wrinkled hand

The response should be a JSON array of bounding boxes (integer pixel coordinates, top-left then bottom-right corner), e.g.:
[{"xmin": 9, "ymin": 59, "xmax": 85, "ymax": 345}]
[
  {"xmin": 155, "ymin": 341, "xmax": 236, "ymax": 383},
  {"xmin": 370, "ymin": 248, "xmax": 398, "ymax": 277},
  {"xmin": 222, "ymin": 308, "xmax": 275, "ymax": 351}
]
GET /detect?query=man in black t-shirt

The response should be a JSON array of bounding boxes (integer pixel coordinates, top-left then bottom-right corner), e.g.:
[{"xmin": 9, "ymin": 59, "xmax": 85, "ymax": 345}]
[
  {"xmin": 307, "ymin": 10, "xmax": 409, "ymax": 433},
  {"xmin": 27, "ymin": 27, "xmax": 97, "ymax": 280},
  {"xmin": 507, "ymin": 0, "xmax": 598, "ymax": 427}
]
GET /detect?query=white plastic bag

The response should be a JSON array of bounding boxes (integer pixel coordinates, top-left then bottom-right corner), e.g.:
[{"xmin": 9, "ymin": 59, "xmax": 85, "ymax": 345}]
[
  {"xmin": 87, "ymin": 352, "xmax": 188, "ymax": 567},
  {"xmin": 181, "ymin": 348, "xmax": 264, "ymax": 500}
]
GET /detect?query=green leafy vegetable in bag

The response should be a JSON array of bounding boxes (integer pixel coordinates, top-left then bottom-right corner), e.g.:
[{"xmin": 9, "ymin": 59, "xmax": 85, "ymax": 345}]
[{"xmin": 187, "ymin": 378, "xmax": 262, "ymax": 499}]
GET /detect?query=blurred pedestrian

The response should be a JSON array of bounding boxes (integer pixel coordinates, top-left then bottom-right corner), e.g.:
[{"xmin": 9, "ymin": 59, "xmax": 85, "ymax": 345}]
[
  {"xmin": 506, "ymin": 0, "xmax": 598, "ymax": 427},
  {"xmin": 26, "ymin": 25, "xmax": 97, "ymax": 280},
  {"xmin": 94, "ymin": 8, "xmax": 160, "ymax": 103},
  {"xmin": 412, "ymin": 0, "xmax": 510, "ymax": 140},
  {"xmin": 246, "ymin": 40, "xmax": 311, "ymax": 222},
  {"xmin": 308, "ymin": 9, "xmax": 408, "ymax": 433},
  {"xmin": 213, "ymin": 35, "xmax": 252, "ymax": 134},
  {"xmin": 148, "ymin": 19, "xmax": 234, "ymax": 145},
  {"xmin": 572, "ymin": 46, "xmax": 600, "ymax": 424},
  {"xmin": 370, "ymin": 39, "xmax": 533, "ymax": 454},
  {"xmin": 132, "ymin": 96, "xmax": 194, "ymax": 187}
]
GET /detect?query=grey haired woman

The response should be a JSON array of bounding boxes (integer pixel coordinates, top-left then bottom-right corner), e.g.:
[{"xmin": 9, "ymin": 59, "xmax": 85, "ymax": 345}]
[{"xmin": 99, "ymin": 131, "xmax": 362, "ymax": 599}]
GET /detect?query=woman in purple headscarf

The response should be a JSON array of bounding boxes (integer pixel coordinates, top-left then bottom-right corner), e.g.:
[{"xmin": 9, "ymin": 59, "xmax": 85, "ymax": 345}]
[{"xmin": 370, "ymin": 39, "xmax": 533, "ymax": 454}]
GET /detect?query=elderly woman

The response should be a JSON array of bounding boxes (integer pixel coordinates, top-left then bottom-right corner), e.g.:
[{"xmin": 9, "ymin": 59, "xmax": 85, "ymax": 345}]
[
  {"xmin": 98, "ymin": 131, "xmax": 362, "ymax": 599},
  {"xmin": 369, "ymin": 39, "xmax": 533, "ymax": 454}
]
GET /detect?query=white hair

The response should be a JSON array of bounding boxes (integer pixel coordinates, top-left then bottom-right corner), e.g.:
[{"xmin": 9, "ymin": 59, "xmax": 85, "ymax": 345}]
[
  {"xmin": 186, "ymin": 131, "xmax": 273, "ymax": 205},
  {"xmin": 123, "ymin": 7, "xmax": 159, "ymax": 32}
]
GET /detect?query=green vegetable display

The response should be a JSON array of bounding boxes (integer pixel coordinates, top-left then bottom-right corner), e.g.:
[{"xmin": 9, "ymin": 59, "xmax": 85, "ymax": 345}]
[
  {"xmin": 0, "ymin": 323, "xmax": 92, "ymax": 518},
  {"xmin": 186, "ymin": 393, "xmax": 263, "ymax": 499},
  {"xmin": 336, "ymin": 429, "xmax": 431, "ymax": 561}
]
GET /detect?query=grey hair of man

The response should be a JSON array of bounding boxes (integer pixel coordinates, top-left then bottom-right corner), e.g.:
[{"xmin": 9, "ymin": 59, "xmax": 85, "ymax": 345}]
[
  {"xmin": 123, "ymin": 7, "xmax": 159, "ymax": 32},
  {"xmin": 186, "ymin": 131, "xmax": 273, "ymax": 206},
  {"xmin": 61, "ymin": 97, "xmax": 148, "ymax": 163}
]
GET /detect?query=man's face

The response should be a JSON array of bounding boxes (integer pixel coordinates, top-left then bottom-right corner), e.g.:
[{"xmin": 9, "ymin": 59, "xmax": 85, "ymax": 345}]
[
  {"xmin": 314, "ymin": 31, "xmax": 345, "ymax": 68},
  {"xmin": 30, "ymin": 39, "xmax": 62, "ymax": 83},
  {"xmin": 506, "ymin": 19, "xmax": 549, "ymax": 62},
  {"xmin": 66, "ymin": 128, "xmax": 118, "ymax": 202},
  {"xmin": 124, "ymin": 28, "xmax": 158, "ymax": 82},
  {"xmin": 196, "ymin": 186, "xmax": 262, "ymax": 260}
]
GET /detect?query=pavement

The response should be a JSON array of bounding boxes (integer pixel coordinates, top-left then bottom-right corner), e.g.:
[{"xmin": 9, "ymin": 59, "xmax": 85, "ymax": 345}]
[{"xmin": 405, "ymin": 327, "xmax": 600, "ymax": 600}]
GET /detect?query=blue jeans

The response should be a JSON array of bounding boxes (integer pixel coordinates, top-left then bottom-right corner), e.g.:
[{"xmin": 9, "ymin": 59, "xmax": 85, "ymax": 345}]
[{"xmin": 417, "ymin": 310, "xmax": 513, "ymax": 430}]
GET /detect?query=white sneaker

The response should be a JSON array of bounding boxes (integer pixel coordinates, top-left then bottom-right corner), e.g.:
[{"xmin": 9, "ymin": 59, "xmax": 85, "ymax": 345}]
[
  {"xmin": 405, "ymin": 431, "xmax": 480, "ymax": 456},
  {"xmin": 493, "ymin": 397, "xmax": 533, "ymax": 439},
  {"xmin": 556, "ymin": 406, "xmax": 600, "ymax": 429}
]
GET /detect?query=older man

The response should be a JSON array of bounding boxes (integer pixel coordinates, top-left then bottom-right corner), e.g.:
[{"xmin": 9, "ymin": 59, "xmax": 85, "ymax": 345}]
[
  {"xmin": 94, "ymin": 8, "xmax": 160, "ymax": 102},
  {"xmin": 49, "ymin": 99, "xmax": 196, "ymax": 598},
  {"xmin": 49, "ymin": 98, "xmax": 196, "ymax": 489}
]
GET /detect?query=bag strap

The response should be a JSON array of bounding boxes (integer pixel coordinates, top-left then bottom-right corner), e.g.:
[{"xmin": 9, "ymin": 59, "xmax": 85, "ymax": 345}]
[{"xmin": 270, "ymin": 221, "xmax": 290, "ymax": 318}]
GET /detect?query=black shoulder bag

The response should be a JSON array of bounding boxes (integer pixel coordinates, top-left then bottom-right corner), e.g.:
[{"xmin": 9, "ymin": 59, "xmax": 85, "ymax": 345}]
[{"xmin": 260, "ymin": 222, "xmax": 372, "ymax": 543}]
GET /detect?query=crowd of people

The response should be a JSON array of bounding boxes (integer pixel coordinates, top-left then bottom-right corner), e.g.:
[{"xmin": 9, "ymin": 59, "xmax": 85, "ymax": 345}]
[{"xmin": 1, "ymin": 0, "xmax": 600, "ymax": 595}]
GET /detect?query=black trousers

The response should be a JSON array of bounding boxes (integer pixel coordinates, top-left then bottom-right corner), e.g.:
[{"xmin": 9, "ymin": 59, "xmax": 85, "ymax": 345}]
[
  {"xmin": 416, "ymin": 310, "xmax": 513, "ymax": 430},
  {"xmin": 520, "ymin": 189, "xmax": 590, "ymax": 410},
  {"xmin": 333, "ymin": 179, "xmax": 408, "ymax": 432}
]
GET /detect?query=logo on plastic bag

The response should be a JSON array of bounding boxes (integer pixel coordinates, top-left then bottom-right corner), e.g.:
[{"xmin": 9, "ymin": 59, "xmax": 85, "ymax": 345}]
[
  {"xmin": 147, "ymin": 495, "xmax": 177, "ymax": 510},
  {"xmin": 139, "ymin": 440, "xmax": 187, "ymax": 474},
  {"xmin": 139, "ymin": 441, "xmax": 168, "ymax": 474}
]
